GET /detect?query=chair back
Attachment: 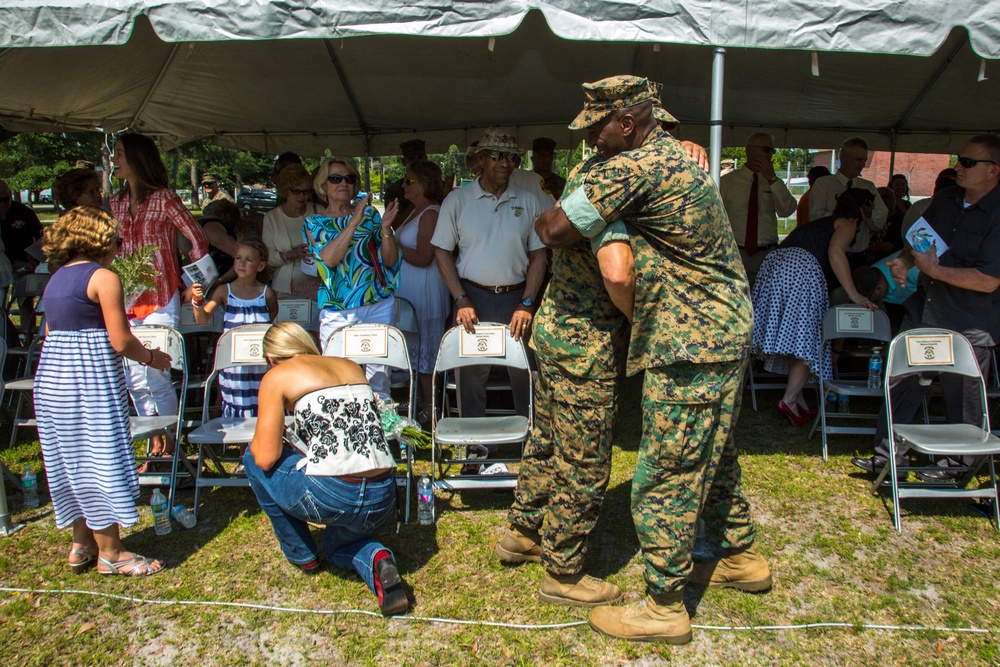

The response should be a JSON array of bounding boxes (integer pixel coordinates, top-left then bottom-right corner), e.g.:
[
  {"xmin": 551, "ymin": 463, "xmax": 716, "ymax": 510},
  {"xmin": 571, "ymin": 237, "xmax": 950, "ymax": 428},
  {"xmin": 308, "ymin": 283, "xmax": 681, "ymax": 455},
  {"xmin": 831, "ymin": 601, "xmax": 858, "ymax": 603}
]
[
  {"xmin": 276, "ymin": 298, "xmax": 319, "ymax": 332},
  {"xmin": 821, "ymin": 305, "xmax": 892, "ymax": 344},
  {"xmin": 12, "ymin": 273, "xmax": 50, "ymax": 300},
  {"xmin": 324, "ymin": 323, "xmax": 412, "ymax": 373},
  {"xmin": 394, "ymin": 297, "xmax": 419, "ymax": 335},
  {"xmin": 434, "ymin": 323, "xmax": 529, "ymax": 373},
  {"xmin": 209, "ymin": 323, "xmax": 271, "ymax": 374},
  {"xmin": 126, "ymin": 325, "xmax": 187, "ymax": 373}
]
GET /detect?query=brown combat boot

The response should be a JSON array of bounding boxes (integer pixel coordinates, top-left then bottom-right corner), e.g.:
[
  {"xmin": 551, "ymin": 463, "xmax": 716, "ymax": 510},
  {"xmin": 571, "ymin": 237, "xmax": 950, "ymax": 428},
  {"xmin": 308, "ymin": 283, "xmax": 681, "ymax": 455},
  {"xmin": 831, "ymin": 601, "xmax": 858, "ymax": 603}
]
[
  {"xmin": 494, "ymin": 524, "xmax": 542, "ymax": 564},
  {"xmin": 588, "ymin": 593, "xmax": 691, "ymax": 644},
  {"xmin": 689, "ymin": 544, "xmax": 772, "ymax": 592},
  {"xmin": 538, "ymin": 572, "xmax": 624, "ymax": 607}
]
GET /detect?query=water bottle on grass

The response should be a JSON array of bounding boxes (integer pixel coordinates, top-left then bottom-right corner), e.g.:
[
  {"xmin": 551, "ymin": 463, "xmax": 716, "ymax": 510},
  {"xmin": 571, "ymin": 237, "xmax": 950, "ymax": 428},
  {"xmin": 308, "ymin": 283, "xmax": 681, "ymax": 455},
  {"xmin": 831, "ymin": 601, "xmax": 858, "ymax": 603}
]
[
  {"xmin": 417, "ymin": 474, "xmax": 434, "ymax": 525},
  {"xmin": 21, "ymin": 466, "xmax": 39, "ymax": 509},
  {"xmin": 151, "ymin": 488, "xmax": 171, "ymax": 535},
  {"xmin": 171, "ymin": 505, "xmax": 197, "ymax": 529}
]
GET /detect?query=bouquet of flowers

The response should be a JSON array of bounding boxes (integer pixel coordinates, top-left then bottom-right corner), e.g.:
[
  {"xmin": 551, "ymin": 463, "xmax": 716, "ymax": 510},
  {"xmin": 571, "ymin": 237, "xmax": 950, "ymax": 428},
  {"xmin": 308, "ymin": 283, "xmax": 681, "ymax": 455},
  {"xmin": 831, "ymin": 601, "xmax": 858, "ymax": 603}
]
[
  {"xmin": 110, "ymin": 245, "xmax": 158, "ymax": 311},
  {"xmin": 375, "ymin": 395, "xmax": 432, "ymax": 449}
]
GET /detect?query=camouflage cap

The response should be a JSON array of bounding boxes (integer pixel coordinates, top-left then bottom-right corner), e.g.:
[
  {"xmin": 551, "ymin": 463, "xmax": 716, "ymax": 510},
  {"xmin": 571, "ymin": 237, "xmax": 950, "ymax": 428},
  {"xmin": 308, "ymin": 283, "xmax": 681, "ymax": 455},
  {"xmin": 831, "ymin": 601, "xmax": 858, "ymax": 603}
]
[
  {"xmin": 532, "ymin": 137, "xmax": 557, "ymax": 153},
  {"xmin": 200, "ymin": 172, "xmax": 218, "ymax": 184},
  {"xmin": 568, "ymin": 75, "xmax": 679, "ymax": 130},
  {"xmin": 472, "ymin": 128, "xmax": 525, "ymax": 156}
]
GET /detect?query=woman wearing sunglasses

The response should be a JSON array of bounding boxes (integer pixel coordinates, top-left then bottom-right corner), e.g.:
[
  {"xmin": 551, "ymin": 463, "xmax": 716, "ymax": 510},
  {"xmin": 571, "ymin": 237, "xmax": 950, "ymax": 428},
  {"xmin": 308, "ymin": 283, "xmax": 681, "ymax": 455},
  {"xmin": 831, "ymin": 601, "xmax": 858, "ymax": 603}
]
[
  {"xmin": 303, "ymin": 158, "xmax": 400, "ymax": 397},
  {"xmin": 263, "ymin": 163, "xmax": 323, "ymax": 299}
]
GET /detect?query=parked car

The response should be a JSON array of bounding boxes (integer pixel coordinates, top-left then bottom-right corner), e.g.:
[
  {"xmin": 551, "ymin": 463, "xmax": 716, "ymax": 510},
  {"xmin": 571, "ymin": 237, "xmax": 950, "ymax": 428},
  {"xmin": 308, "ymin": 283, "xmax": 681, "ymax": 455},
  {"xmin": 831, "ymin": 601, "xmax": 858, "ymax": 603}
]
[{"xmin": 237, "ymin": 188, "xmax": 278, "ymax": 211}]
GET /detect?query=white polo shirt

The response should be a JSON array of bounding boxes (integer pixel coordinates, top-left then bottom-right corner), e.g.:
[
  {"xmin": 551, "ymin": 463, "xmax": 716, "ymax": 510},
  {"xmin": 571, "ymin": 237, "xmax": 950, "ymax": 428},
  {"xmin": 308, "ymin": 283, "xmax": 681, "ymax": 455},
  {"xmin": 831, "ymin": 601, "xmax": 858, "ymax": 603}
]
[{"xmin": 432, "ymin": 175, "xmax": 547, "ymax": 287}]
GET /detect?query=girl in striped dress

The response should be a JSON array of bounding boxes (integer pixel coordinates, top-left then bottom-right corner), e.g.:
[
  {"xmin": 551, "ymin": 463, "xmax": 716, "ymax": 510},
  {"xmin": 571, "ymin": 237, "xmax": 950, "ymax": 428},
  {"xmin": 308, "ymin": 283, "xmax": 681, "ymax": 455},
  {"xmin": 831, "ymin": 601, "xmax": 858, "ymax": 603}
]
[
  {"xmin": 191, "ymin": 236, "xmax": 278, "ymax": 417},
  {"xmin": 36, "ymin": 206, "xmax": 170, "ymax": 576}
]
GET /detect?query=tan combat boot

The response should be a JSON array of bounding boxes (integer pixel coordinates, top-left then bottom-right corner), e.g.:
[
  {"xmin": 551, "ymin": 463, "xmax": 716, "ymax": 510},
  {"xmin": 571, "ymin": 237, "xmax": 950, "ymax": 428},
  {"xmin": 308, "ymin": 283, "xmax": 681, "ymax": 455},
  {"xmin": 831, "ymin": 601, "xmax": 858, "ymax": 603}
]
[
  {"xmin": 689, "ymin": 544, "xmax": 772, "ymax": 592},
  {"xmin": 588, "ymin": 593, "xmax": 691, "ymax": 644},
  {"xmin": 538, "ymin": 572, "xmax": 624, "ymax": 607},
  {"xmin": 494, "ymin": 524, "xmax": 542, "ymax": 564}
]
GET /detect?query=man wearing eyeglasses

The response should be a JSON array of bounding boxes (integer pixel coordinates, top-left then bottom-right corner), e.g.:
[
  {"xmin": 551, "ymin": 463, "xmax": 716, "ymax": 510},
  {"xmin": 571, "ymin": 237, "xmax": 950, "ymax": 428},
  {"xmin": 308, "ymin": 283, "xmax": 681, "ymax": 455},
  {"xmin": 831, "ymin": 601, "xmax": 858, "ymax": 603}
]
[
  {"xmin": 720, "ymin": 133, "xmax": 797, "ymax": 285},
  {"xmin": 808, "ymin": 137, "xmax": 888, "ymax": 264},
  {"xmin": 432, "ymin": 128, "xmax": 549, "ymax": 421},
  {"xmin": 856, "ymin": 135, "xmax": 1000, "ymax": 482},
  {"xmin": 200, "ymin": 173, "xmax": 233, "ymax": 208}
]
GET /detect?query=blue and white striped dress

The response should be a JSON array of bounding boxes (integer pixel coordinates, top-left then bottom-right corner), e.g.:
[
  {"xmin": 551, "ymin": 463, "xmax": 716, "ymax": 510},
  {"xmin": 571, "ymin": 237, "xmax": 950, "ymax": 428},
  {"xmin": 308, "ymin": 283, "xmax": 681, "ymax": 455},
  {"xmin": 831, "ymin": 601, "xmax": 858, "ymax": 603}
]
[
  {"xmin": 35, "ymin": 262, "xmax": 139, "ymax": 530},
  {"xmin": 219, "ymin": 284, "xmax": 271, "ymax": 418}
]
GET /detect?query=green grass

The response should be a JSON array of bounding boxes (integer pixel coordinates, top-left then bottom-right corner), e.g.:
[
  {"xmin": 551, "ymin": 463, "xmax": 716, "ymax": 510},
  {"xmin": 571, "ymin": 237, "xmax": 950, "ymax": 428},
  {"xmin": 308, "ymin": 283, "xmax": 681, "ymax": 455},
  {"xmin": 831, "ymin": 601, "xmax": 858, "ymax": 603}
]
[{"xmin": 2, "ymin": 375, "xmax": 1000, "ymax": 665}]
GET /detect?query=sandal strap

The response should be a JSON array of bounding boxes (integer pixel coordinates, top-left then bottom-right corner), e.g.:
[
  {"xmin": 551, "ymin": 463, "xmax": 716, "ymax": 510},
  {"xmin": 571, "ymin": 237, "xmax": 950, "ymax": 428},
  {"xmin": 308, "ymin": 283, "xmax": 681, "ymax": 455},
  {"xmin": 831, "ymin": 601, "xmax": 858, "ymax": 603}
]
[
  {"xmin": 70, "ymin": 547, "xmax": 94, "ymax": 558},
  {"xmin": 98, "ymin": 553, "xmax": 160, "ymax": 575}
]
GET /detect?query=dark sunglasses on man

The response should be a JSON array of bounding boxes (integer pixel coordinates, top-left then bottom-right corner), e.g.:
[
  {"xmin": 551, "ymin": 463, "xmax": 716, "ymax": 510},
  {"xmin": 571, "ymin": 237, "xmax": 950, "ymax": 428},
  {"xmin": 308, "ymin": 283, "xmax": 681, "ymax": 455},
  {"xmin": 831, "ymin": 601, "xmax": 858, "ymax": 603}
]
[{"xmin": 957, "ymin": 156, "xmax": 998, "ymax": 168}]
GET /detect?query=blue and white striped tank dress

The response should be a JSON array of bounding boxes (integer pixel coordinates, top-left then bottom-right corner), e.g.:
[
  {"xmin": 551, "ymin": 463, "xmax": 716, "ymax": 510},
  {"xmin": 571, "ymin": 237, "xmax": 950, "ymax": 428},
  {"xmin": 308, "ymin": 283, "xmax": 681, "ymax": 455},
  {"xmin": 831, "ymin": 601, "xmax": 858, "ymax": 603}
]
[
  {"xmin": 219, "ymin": 284, "xmax": 271, "ymax": 418},
  {"xmin": 35, "ymin": 262, "xmax": 139, "ymax": 530}
]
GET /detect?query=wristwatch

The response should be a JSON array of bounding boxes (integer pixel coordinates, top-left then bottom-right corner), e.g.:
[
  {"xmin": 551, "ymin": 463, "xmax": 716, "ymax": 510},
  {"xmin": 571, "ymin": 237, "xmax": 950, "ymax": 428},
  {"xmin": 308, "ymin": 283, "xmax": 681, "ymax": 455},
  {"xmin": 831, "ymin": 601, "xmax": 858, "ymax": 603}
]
[{"xmin": 521, "ymin": 297, "xmax": 534, "ymax": 308}]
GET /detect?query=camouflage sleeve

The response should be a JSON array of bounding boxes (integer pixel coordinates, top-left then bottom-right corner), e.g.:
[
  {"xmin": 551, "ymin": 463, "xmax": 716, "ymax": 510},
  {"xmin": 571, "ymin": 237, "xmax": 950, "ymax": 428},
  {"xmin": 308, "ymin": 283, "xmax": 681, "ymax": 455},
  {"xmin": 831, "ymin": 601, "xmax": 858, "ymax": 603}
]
[
  {"xmin": 590, "ymin": 221, "xmax": 630, "ymax": 255},
  {"xmin": 562, "ymin": 154, "xmax": 649, "ymax": 239}
]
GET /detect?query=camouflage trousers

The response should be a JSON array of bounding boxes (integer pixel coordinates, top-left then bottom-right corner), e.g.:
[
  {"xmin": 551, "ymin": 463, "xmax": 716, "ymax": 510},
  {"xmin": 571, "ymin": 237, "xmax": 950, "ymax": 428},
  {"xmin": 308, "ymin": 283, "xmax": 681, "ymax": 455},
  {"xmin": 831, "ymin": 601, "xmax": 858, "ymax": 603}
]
[
  {"xmin": 507, "ymin": 362, "xmax": 618, "ymax": 575},
  {"xmin": 634, "ymin": 359, "xmax": 756, "ymax": 595}
]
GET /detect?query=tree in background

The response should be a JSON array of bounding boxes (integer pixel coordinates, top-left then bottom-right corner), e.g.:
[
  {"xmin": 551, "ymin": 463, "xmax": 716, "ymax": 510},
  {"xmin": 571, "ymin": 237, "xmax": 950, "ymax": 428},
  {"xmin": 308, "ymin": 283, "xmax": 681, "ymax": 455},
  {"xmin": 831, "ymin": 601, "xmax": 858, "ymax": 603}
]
[{"xmin": 0, "ymin": 131, "xmax": 106, "ymax": 202}]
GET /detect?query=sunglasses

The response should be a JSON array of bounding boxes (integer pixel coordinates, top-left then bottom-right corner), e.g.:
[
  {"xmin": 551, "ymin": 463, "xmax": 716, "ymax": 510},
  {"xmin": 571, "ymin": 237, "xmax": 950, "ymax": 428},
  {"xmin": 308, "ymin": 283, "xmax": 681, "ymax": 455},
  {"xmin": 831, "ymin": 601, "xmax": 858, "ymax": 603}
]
[
  {"xmin": 403, "ymin": 177, "xmax": 418, "ymax": 186},
  {"xmin": 288, "ymin": 188, "xmax": 312, "ymax": 196},
  {"xmin": 327, "ymin": 174, "xmax": 358, "ymax": 185},
  {"xmin": 483, "ymin": 151, "xmax": 520, "ymax": 163},
  {"xmin": 0, "ymin": 196, "xmax": 10, "ymax": 204},
  {"xmin": 957, "ymin": 156, "xmax": 998, "ymax": 168},
  {"xmin": 754, "ymin": 146, "xmax": 775, "ymax": 154}
]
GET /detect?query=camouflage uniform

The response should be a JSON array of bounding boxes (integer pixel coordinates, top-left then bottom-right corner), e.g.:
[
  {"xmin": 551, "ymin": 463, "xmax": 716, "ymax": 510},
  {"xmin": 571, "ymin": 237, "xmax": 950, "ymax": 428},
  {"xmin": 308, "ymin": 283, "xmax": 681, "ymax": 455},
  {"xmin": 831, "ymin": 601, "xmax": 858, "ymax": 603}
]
[
  {"xmin": 506, "ymin": 157, "xmax": 629, "ymax": 575},
  {"xmin": 562, "ymin": 120, "xmax": 758, "ymax": 596}
]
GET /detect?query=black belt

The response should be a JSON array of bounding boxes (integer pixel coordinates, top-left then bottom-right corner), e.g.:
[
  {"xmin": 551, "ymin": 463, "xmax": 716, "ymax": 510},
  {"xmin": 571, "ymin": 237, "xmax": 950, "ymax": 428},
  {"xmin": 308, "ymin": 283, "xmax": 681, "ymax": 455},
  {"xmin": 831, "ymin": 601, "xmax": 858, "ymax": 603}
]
[
  {"xmin": 738, "ymin": 243, "xmax": 777, "ymax": 253},
  {"xmin": 463, "ymin": 279, "xmax": 526, "ymax": 294},
  {"xmin": 339, "ymin": 469, "xmax": 395, "ymax": 484}
]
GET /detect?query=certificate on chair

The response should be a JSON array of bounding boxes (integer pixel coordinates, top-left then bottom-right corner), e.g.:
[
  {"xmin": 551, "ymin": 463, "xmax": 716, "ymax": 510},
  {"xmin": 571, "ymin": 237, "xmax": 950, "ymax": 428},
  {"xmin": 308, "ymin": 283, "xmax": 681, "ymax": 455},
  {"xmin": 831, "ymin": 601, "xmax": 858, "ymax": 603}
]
[
  {"xmin": 459, "ymin": 325, "xmax": 506, "ymax": 357},
  {"xmin": 133, "ymin": 329, "xmax": 168, "ymax": 353},
  {"xmin": 836, "ymin": 308, "xmax": 873, "ymax": 333},
  {"xmin": 277, "ymin": 299, "xmax": 312, "ymax": 323},
  {"xmin": 905, "ymin": 334, "xmax": 954, "ymax": 366},
  {"xmin": 343, "ymin": 326, "xmax": 388, "ymax": 357},
  {"xmin": 231, "ymin": 332, "xmax": 266, "ymax": 363}
]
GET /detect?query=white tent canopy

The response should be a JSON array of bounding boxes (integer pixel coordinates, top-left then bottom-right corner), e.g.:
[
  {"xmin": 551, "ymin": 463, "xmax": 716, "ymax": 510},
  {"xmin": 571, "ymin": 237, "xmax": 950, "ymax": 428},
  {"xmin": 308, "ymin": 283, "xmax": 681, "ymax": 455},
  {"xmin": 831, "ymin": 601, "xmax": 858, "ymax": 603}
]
[{"xmin": 0, "ymin": 1, "xmax": 998, "ymax": 156}]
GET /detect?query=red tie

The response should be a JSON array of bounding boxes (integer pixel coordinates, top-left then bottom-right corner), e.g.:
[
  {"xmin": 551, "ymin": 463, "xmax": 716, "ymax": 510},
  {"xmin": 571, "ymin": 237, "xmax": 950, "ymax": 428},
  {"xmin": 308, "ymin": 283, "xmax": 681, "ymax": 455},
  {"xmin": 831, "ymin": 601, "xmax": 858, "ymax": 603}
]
[{"xmin": 745, "ymin": 172, "xmax": 759, "ymax": 255}]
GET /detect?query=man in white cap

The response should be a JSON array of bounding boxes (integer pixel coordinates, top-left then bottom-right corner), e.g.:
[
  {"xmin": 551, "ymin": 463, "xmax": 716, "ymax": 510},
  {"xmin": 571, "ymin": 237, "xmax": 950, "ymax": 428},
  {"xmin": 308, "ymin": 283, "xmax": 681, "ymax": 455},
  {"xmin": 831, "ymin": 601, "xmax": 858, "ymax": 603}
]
[{"xmin": 432, "ymin": 128, "xmax": 550, "ymax": 420}]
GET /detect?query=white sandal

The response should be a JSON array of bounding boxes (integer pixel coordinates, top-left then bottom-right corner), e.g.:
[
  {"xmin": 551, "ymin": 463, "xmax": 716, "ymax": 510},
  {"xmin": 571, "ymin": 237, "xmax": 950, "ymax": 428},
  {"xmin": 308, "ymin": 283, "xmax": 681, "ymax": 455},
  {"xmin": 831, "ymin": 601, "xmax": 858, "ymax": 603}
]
[{"xmin": 97, "ymin": 553, "xmax": 164, "ymax": 576}]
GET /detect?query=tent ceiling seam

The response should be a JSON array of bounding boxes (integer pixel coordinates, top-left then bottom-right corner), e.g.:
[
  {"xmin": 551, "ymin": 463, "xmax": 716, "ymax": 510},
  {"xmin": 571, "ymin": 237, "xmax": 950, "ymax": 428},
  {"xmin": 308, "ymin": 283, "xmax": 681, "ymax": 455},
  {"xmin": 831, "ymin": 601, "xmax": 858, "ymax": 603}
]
[
  {"xmin": 324, "ymin": 39, "xmax": 370, "ymax": 152},
  {"xmin": 129, "ymin": 42, "xmax": 180, "ymax": 131},
  {"xmin": 891, "ymin": 35, "xmax": 968, "ymax": 135}
]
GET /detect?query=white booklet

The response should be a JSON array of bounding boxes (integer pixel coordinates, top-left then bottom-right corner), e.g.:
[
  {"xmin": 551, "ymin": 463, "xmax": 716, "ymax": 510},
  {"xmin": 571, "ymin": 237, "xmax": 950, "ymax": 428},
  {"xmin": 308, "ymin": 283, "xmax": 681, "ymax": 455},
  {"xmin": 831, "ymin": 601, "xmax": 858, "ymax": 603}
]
[
  {"xmin": 181, "ymin": 254, "xmax": 220, "ymax": 287},
  {"xmin": 905, "ymin": 217, "xmax": 949, "ymax": 256}
]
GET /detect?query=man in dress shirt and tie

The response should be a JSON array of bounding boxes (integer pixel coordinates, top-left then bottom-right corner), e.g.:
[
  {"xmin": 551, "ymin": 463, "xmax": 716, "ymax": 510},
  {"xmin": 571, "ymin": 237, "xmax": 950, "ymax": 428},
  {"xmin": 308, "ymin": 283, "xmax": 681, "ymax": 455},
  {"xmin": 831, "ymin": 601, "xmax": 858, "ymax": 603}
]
[
  {"xmin": 720, "ymin": 133, "xmax": 797, "ymax": 285},
  {"xmin": 808, "ymin": 137, "xmax": 888, "ymax": 265}
]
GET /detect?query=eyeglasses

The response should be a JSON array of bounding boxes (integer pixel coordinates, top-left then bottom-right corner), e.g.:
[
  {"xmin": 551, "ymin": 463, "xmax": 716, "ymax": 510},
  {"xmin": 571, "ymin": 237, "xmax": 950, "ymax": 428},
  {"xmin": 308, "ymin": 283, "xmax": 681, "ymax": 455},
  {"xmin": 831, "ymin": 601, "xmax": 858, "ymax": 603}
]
[
  {"xmin": 753, "ymin": 146, "xmax": 775, "ymax": 154},
  {"xmin": 483, "ymin": 151, "xmax": 520, "ymax": 163},
  {"xmin": 0, "ymin": 196, "xmax": 10, "ymax": 204},
  {"xmin": 957, "ymin": 156, "xmax": 998, "ymax": 168},
  {"xmin": 327, "ymin": 174, "xmax": 358, "ymax": 185},
  {"xmin": 288, "ymin": 188, "xmax": 312, "ymax": 196},
  {"xmin": 403, "ymin": 178, "xmax": 418, "ymax": 186}
]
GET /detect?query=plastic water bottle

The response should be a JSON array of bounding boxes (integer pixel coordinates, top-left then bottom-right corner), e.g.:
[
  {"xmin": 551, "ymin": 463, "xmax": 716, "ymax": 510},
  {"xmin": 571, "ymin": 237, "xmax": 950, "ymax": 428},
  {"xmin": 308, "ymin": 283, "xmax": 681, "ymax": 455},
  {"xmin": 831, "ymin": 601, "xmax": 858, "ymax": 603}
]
[
  {"xmin": 150, "ymin": 488, "xmax": 171, "ymax": 535},
  {"xmin": 417, "ymin": 474, "xmax": 434, "ymax": 525},
  {"xmin": 21, "ymin": 466, "xmax": 39, "ymax": 509},
  {"xmin": 826, "ymin": 392, "xmax": 838, "ymax": 413},
  {"xmin": 171, "ymin": 505, "xmax": 197, "ymax": 529},
  {"xmin": 838, "ymin": 394, "xmax": 851, "ymax": 414},
  {"xmin": 867, "ymin": 349, "xmax": 883, "ymax": 390}
]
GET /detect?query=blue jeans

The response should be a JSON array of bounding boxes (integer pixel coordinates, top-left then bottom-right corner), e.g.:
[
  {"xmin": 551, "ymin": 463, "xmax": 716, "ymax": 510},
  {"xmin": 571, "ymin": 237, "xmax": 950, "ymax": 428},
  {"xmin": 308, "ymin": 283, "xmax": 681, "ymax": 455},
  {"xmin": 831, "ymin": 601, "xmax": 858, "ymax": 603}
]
[{"xmin": 243, "ymin": 449, "xmax": 397, "ymax": 594}]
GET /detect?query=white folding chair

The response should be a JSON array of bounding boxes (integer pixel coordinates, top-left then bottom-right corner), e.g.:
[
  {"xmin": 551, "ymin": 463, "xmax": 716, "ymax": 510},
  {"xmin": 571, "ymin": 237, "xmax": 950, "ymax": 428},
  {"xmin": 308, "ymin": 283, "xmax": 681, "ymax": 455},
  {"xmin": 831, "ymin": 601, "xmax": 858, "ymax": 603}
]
[
  {"xmin": 177, "ymin": 302, "xmax": 225, "ymax": 428},
  {"xmin": 809, "ymin": 306, "xmax": 892, "ymax": 459},
  {"xmin": 276, "ymin": 298, "xmax": 319, "ymax": 333},
  {"xmin": 7, "ymin": 273, "xmax": 49, "ymax": 342},
  {"xmin": 871, "ymin": 328, "xmax": 1000, "ymax": 532},
  {"xmin": 126, "ymin": 325, "xmax": 192, "ymax": 509},
  {"xmin": 430, "ymin": 324, "xmax": 532, "ymax": 511},
  {"xmin": 185, "ymin": 323, "xmax": 271, "ymax": 518},
  {"xmin": 6, "ymin": 333, "xmax": 45, "ymax": 450},
  {"xmin": 325, "ymin": 323, "xmax": 416, "ymax": 525},
  {"xmin": 0, "ymin": 338, "xmax": 23, "ymax": 492}
]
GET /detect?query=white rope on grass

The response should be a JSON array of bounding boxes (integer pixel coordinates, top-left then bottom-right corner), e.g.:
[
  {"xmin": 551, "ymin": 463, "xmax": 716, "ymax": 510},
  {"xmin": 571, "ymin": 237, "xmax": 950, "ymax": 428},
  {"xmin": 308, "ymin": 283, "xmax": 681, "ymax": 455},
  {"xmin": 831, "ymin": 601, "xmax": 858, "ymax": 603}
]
[{"xmin": 1, "ymin": 587, "xmax": 996, "ymax": 634}]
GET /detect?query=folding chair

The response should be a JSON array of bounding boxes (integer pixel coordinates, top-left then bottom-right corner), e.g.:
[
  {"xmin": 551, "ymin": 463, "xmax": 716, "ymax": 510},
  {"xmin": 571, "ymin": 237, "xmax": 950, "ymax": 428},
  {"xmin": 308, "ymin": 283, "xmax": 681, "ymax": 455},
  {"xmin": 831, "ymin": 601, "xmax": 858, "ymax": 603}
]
[
  {"xmin": 392, "ymin": 297, "xmax": 419, "ymax": 413},
  {"xmin": 870, "ymin": 328, "xmax": 1000, "ymax": 532},
  {"xmin": 276, "ymin": 298, "xmax": 319, "ymax": 333},
  {"xmin": 6, "ymin": 333, "xmax": 45, "ymax": 451},
  {"xmin": 325, "ymin": 322, "xmax": 416, "ymax": 525},
  {"xmin": 177, "ymin": 302, "xmax": 225, "ymax": 428},
  {"xmin": 127, "ymin": 325, "xmax": 193, "ymax": 509},
  {"xmin": 185, "ymin": 323, "xmax": 271, "ymax": 518},
  {"xmin": 0, "ymin": 338, "xmax": 23, "ymax": 492},
  {"xmin": 430, "ymin": 324, "xmax": 532, "ymax": 509},
  {"xmin": 7, "ymin": 273, "xmax": 49, "ymax": 341},
  {"xmin": 809, "ymin": 306, "xmax": 892, "ymax": 459}
]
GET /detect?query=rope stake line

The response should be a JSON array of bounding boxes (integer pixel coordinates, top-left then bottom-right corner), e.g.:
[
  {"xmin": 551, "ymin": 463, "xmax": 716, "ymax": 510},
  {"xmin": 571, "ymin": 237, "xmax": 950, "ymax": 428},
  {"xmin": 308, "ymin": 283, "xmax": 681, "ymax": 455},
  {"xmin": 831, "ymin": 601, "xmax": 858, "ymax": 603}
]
[{"xmin": 1, "ymin": 587, "xmax": 995, "ymax": 634}]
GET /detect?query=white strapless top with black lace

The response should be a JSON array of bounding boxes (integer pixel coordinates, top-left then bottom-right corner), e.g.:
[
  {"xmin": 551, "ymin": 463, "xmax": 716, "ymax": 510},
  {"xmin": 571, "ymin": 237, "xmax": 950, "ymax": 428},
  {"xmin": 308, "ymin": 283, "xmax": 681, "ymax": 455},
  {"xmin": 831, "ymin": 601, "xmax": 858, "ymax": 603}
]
[{"xmin": 292, "ymin": 384, "xmax": 395, "ymax": 476}]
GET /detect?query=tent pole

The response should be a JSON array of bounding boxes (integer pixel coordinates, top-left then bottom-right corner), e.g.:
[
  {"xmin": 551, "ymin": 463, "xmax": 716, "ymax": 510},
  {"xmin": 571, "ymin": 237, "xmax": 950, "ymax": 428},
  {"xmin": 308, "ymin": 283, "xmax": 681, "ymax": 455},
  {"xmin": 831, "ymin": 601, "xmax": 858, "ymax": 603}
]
[
  {"xmin": 709, "ymin": 47, "xmax": 726, "ymax": 184},
  {"xmin": 889, "ymin": 131, "xmax": 897, "ymax": 176},
  {"xmin": 0, "ymin": 467, "xmax": 25, "ymax": 537}
]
